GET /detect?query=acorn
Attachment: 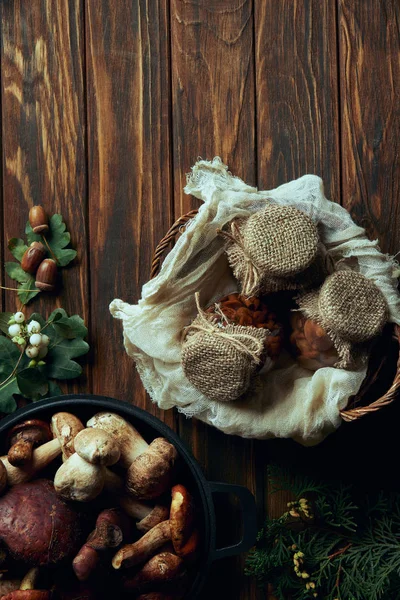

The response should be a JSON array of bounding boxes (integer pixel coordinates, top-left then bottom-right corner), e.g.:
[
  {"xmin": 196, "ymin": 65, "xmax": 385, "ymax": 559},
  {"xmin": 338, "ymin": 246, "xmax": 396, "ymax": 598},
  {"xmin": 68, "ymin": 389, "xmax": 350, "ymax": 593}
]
[
  {"xmin": 29, "ymin": 205, "xmax": 49, "ymax": 234},
  {"xmin": 20, "ymin": 241, "xmax": 47, "ymax": 274},
  {"xmin": 35, "ymin": 258, "xmax": 58, "ymax": 291}
]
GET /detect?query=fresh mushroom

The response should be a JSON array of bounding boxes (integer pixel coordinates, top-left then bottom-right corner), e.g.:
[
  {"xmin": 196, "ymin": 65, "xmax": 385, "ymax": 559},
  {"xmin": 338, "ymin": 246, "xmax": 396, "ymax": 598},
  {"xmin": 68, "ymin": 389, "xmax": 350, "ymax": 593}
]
[
  {"xmin": 51, "ymin": 412, "xmax": 85, "ymax": 461},
  {"xmin": 113, "ymin": 483, "xmax": 199, "ymax": 569},
  {"xmin": 1, "ymin": 438, "xmax": 62, "ymax": 486},
  {"xmin": 118, "ymin": 496, "xmax": 169, "ymax": 533},
  {"xmin": 73, "ymin": 508, "xmax": 130, "ymax": 581},
  {"xmin": 123, "ymin": 552, "xmax": 185, "ymax": 592},
  {"xmin": 7, "ymin": 420, "xmax": 52, "ymax": 467},
  {"xmin": 54, "ymin": 427, "xmax": 121, "ymax": 501},
  {"xmin": 0, "ymin": 479, "xmax": 84, "ymax": 565},
  {"xmin": 170, "ymin": 484, "xmax": 199, "ymax": 560},
  {"xmin": 73, "ymin": 428, "xmax": 121, "ymax": 466},
  {"xmin": 7, "ymin": 567, "xmax": 51, "ymax": 599},
  {"xmin": 112, "ymin": 520, "xmax": 171, "ymax": 569},
  {"xmin": 87, "ymin": 413, "xmax": 178, "ymax": 499},
  {"xmin": 0, "ymin": 413, "xmax": 84, "ymax": 487}
]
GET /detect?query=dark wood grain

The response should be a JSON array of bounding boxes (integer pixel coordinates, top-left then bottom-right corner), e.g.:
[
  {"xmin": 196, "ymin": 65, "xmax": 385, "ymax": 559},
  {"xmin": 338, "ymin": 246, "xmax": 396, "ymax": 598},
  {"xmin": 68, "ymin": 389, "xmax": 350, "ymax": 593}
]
[
  {"xmin": 255, "ymin": 0, "xmax": 341, "ymax": 202},
  {"xmin": 85, "ymin": 0, "xmax": 175, "ymax": 427},
  {"xmin": 255, "ymin": 1, "xmax": 341, "ymax": 581},
  {"xmin": 1, "ymin": 0, "xmax": 89, "ymax": 393},
  {"xmin": 339, "ymin": 0, "xmax": 400, "ymax": 253},
  {"xmin": 170, "ymin": 1, "xmax": 261, "ymax": 598}
]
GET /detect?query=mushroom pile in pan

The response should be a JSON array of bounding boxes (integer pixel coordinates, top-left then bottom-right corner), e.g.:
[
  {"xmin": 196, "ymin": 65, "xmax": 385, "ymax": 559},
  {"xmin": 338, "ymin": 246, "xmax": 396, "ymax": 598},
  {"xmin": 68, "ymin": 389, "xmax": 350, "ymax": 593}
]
[{"xmin": 0, "ymin": 412, "xmax": 198, "ymax": 599}]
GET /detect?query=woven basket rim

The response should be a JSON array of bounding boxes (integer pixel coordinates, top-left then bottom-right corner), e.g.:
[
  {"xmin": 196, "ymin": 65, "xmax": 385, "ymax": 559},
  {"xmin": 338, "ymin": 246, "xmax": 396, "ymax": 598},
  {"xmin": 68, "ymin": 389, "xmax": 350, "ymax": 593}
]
[{"xmin": 150, "ymin": 209, "xmax": 400, "ymax": 423}]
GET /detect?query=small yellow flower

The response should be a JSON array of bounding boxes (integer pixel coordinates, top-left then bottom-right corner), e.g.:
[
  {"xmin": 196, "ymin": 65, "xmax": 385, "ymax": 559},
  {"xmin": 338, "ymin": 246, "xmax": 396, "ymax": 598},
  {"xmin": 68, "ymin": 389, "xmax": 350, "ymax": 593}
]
[
  {"xmin": 297, "ymin": 552, "xmax": 305, "ymax": 558},
  {"xmin": 302, "ymin": 572, "xmax": 310, "ymax": 579},
  {"xmin": 290, "ymin": 510, "xmax": 300, "ymax": 518},
  {"xmin": 293, "ymin": 558, "xmax": 300, "ymax": 567},
  {"xmin": 309, "ymin": 582, "xmax": 316, "ymax": 589}
]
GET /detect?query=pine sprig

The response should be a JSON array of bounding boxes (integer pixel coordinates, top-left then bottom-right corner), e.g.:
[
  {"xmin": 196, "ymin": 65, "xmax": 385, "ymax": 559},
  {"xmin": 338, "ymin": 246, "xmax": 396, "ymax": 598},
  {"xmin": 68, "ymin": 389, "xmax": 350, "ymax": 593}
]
[{"xmin": 246, "ymin": 465, "xmax": 400, "ymax": 600}]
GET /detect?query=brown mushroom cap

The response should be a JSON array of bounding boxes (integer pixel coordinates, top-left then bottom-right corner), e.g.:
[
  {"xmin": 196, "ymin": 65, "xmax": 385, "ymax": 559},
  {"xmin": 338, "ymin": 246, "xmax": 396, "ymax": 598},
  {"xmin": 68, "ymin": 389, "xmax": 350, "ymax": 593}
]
[
  {"xmin": 74, "ymin": 428, "xmax": 121, "ymax": 466},
  {"xmin": 123, "ymin": 552, "xmax": 185, "ymax": 591},
  {"xmin": 126, "ymin": 438, "xmax": 178, "ymax": 500},
  {"xmin": 51, "ymin": 413, "xmax": 85, "ymax": 461},
  {"xmin": 0, "ymin": 479, "xmax": 84, "ymax": 565},
  {"xmin": 7, "ymin": 420, "xmax": 52, "ymax": 467}
]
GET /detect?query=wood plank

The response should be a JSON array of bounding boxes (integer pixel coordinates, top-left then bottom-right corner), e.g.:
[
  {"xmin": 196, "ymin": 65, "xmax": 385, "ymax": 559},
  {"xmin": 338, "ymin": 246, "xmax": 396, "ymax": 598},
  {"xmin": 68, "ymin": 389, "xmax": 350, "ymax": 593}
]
[
  {"xmin": 255, "ymin": 0, "xmax": 341, "ymax": 202},
  {"xmin": 85, "ymin": 0, "xmax": 174, "ymax": 427},
  {"xmin": 1, "ymin": 0, "xmax": 89, "ymax": 394},
  {"xmin": 254, "ymin": 3, "xmax": 341, "ymax": 595},
  {"xmin": 170, "ymin": 1, "xmax": 261, "ymax": 598},
  {"xmin": 339, "ymin": 0, "xmax": 400, "ymax": 254}
]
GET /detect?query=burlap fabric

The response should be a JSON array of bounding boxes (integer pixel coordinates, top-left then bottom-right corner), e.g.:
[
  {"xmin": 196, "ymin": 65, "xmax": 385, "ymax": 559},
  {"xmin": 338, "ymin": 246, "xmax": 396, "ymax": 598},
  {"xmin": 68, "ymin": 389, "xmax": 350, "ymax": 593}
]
[
  {"xmin": 182, "ymin": 295, "xmax": 268, "ymax": 403},
  {"xmin": 220, "ymin": 204, "xmax": 325, "ymax": 296},
  {"xmin": 297, "ymin": 270, "xmax": 389, "ymax": 369}
]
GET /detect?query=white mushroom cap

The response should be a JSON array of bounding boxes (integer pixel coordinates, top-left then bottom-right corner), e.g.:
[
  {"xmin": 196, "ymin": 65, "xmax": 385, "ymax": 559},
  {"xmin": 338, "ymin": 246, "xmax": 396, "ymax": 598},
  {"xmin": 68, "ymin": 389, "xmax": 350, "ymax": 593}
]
[
  {"xmin": 51, "ymin": 412, "xmax": 85, "ymax": 462},
  {"xmin": 86, "ymin": 412, "xmax": 148, "ymax": 468},
  {"xmin": 74, "ymin": 428, "xmax": 121, "ymax": 466},
  {"xmin": 54, "ymin": 453, "xmax": 105, "ymax": 502}
]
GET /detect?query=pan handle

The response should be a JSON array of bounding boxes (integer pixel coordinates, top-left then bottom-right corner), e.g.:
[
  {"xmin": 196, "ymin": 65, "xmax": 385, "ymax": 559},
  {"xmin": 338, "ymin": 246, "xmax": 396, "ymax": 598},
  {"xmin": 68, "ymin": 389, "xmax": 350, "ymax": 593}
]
[{"xmin": 208, "ymin": 481, "xmax": 258, "ymax": 561}]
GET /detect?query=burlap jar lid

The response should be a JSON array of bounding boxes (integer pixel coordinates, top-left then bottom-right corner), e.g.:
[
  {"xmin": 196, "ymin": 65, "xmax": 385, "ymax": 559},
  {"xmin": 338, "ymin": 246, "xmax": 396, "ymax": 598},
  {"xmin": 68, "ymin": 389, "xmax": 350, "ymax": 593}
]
[
  {"xmin": 318, "ymin": 270, "xmax": 388, "ymax": 343},
  {"xmin": 181, "ymin": 295, "xmax": 267, "ymax": 402},
  {"xmin": 242, "ymin": 203, "xmax": 320, "ymax": 277}
]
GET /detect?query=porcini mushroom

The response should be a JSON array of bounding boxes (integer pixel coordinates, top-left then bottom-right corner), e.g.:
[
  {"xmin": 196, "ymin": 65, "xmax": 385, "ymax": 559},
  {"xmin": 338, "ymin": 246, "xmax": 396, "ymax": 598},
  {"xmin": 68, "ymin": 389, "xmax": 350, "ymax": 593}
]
[
  {"xmin": 113, "ymin": 484, "xmax": 199, "ymax": 569},
  {"xmin": 87, "ymin": 413, "xmax": 178, "ymax": 499},
  {"xmin": 54, "ymin": 426, "xmax": 121, "ymax": 502},
  {"xmin": 73, "ymin": 428, "xmax": 121, "ymax": 466},
  {"xmin": 51, "ymin": 412, "xmax": 85, "ymax": 461},
  {"xmin": 123, "ymin": 552, "xmax": 185, "ymax": 592},
  {"xmin": 0, "ymin": 413, "xmax": 85, "ymax": 487},
  {"xmin": 170, "ymin": 484, "xmax": 199, "ymax": 560},
  {"xmin": 7, "ymin": 420, "xmax": 52, "ymax": 467},
  {"xmin": 0, "ymin": 479, "xmax": 84, "ymax": 565},
  {"xmin": 112, "ymin": 520, "xmax": 171, "ymax": 569},
  {"xmin": 73, "ymin": 508, "xmax": 130, "ymax": 581},
  {"xmin": 118, "ymin": 496, "xmax": 169, "ymax": 533},
  {"xmin": 1, "ymin": 438, "xmax": 62, "ymax": 486}
]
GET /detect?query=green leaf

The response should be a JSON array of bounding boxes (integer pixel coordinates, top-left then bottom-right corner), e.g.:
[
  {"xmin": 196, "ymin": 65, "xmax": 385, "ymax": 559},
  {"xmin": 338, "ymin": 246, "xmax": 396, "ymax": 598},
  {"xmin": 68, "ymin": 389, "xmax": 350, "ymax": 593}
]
[
  {"xmin": 46, "ymin": 350, "xmax": 83, "ymax": 380},
  {"xmin": 49, "ymin": 337, "xmax": 89, "ymax": 359},
  {"xmin": 52, "ymin": 314, "xmax": 88, "ymax": 340},
  {"xmin": 26, "ymin": 214, "xmax": 77, "ymax": 267},
  {"xmin": 8, "ymin": 238, "xmax": 28, "ymax": 261},
  {"xmin": 0, "ymin": 336, "xmax": 21, "ymax": 377},
  {"xmin": 45, "ymin": 380, "xmax": 63, "ymax": 398},
  {"xmin": 0, "ymin": 377, "xmax": 18, "ymax": 414},
  {"xmin": 5, "ymin": 263, "xmax": 40, "ymax": 305},
  {"xmin": 16, "ymin": 367, "xmax": 49, "ymax": 400},
  {"xmin": 0, "ymin": 313, "xmax": 14, "ymax": 335}
]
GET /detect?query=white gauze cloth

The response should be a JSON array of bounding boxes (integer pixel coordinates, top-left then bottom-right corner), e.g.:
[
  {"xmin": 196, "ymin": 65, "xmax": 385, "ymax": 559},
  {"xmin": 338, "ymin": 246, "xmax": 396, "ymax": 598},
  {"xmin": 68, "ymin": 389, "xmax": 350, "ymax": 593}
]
[{"xmin": 110, "ymin": 158, "xmax": 400, "ymax": 446}]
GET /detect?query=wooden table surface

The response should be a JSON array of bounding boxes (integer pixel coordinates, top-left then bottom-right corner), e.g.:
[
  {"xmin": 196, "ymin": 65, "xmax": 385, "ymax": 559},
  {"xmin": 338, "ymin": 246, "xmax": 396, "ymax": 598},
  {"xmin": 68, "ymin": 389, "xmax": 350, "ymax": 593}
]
[{"xmin": 1, "ymin": 1, "xmax": 400, "ymax": 599}]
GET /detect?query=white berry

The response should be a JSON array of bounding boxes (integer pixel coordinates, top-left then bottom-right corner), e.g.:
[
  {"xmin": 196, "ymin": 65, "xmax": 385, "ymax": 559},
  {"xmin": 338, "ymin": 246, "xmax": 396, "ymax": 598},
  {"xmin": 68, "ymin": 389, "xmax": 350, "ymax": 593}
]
[
  {"xmin": 30, "ymin": 333, "xmax": 42, "ymax": 347},
  {"xmin": 14, "ymin": 312, "xmax": 25, "ymax": 324},
  {"xmin": 40, "ymin": 334, "xmax": 50, "ymax": 347},
  {"xmin": 27, "ymin": 320, "xmax": 41, "ymax": 334},
  {"xmin": 38, "ymin": 346, "xmax": 48, "ymax": 359},
  {"xmin": 8, "ymin": 324, "xmax": 21, "ymax": 337},
  {"xmin": 26, "ymin": 345, "xmax": 39, "ymax": 358}
]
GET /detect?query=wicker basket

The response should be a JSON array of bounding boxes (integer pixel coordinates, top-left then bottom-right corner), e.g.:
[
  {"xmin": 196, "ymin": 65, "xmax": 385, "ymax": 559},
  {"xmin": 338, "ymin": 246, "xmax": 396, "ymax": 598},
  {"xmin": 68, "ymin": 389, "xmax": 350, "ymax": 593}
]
[{"xmin": 150, "ymin": 209, "xmax": 400, "ymax": 423}]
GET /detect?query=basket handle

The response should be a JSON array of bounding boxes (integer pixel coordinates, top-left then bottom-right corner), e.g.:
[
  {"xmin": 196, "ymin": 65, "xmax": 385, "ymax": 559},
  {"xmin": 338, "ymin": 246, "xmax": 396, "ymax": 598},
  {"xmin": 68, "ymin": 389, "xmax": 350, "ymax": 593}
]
[
  {"xmin": 150, "ymin": 209, "xmax": 199, "ymax": 279},
  {"xmin": 339, "ymin": 324, "xmax": 400, "ymax": 422},
  {"xmin": 151, "ymin": 213, "xmax": 400, "ymax": 423}
]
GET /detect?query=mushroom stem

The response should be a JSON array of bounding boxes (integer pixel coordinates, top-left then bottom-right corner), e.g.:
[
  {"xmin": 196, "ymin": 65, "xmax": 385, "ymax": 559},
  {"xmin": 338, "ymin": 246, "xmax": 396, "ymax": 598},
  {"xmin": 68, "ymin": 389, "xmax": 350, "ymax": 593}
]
[
  {"xmin": 1, "ymin": 438, "xmax": 61, "ymax": 486},
  {"xmin": 112, "ymin": 520, "xmax": 171, "ymax": 569},
  {"xmin": 20, "ymin": 568, "xmax": 39, "ymax": 590}
]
